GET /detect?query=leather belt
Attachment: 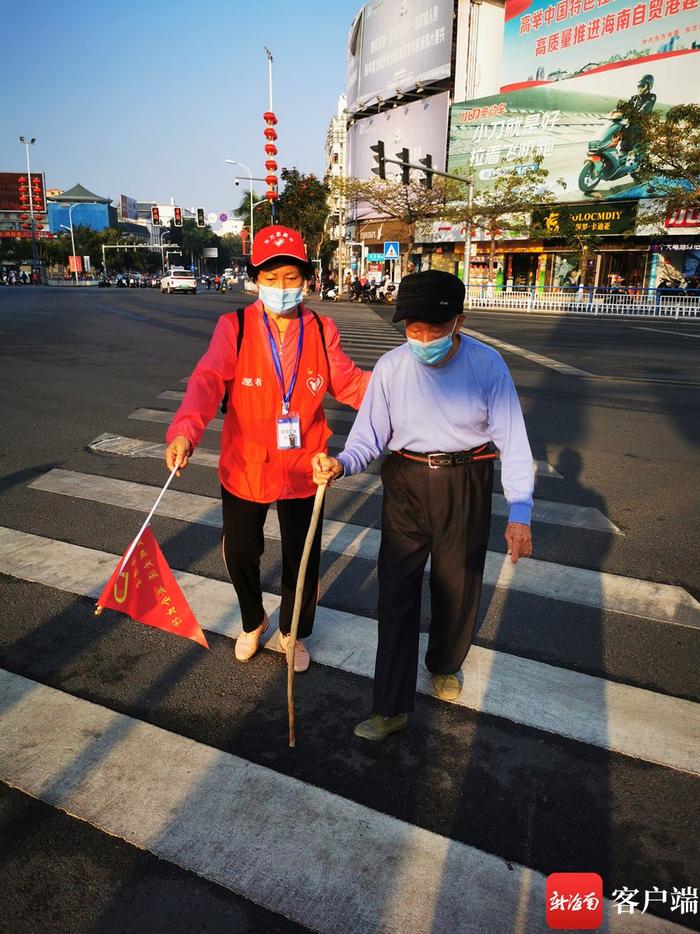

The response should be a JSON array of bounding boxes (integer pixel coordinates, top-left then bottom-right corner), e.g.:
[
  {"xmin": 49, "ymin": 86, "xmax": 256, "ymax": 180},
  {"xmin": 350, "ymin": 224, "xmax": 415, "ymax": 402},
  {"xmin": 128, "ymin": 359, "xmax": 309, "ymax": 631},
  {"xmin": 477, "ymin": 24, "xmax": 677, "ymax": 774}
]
[{"xmin": 397, "ymin": 444, "xmax": 498, "ymax": 468}]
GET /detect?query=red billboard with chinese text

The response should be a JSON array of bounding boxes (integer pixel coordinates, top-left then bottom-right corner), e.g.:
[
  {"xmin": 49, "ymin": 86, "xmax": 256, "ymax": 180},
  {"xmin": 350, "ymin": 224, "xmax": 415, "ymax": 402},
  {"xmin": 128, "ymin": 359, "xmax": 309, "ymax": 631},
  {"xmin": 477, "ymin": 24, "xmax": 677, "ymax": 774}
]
[{"xmin": 0, "ymin": 172, "xmax": 46, "ymax": 213}]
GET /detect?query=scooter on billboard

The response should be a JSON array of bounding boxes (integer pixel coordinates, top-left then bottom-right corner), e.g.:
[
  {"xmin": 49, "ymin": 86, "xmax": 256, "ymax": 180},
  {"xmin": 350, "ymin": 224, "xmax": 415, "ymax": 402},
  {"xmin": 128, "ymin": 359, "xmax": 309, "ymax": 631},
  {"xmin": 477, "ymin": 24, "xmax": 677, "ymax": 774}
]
[{"xmin": 578, "ymin": 112, "xmax": 642, "ymax": 193}]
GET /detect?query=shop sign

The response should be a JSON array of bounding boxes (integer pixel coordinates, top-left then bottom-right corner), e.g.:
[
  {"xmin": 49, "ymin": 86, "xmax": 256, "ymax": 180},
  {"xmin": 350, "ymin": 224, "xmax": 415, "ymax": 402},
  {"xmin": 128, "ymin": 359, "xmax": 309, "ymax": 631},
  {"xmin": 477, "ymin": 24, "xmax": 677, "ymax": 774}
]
[
  {"xmin": 533, "ymin": 201, "xmax": 637, "ymax": 236},
  {"xmin": 366, "ymin": 252, "xmax": 384, "ymax": 261},
  {"xmin": 649, "ymin": 241, "xmax": 700, "ymax": 252}
]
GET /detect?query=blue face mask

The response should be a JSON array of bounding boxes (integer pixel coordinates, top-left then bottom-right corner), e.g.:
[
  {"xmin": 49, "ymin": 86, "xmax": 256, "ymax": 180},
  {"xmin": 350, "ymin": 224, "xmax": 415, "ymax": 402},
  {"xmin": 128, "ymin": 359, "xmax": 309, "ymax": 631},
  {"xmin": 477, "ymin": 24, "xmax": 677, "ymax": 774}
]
[
  {"xmin": 258, "ymin": 284, "xmax": 303, "ymax": 315},
  {"xmin": 407, "ymin": 319, "xmax": 458, "ymax": 366}
]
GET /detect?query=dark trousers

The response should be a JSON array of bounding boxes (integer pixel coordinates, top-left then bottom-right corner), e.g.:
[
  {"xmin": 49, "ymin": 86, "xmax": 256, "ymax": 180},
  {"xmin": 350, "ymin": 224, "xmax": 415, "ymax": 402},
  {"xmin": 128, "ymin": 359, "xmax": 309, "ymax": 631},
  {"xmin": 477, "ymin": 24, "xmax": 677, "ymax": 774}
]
[
  {"xmin": 374, "ymin": 454, "xmax": 494, "ymax": 717},
  {"xmin": 220, "ymin": 487, "xmax": 324, "ymax": 638}
]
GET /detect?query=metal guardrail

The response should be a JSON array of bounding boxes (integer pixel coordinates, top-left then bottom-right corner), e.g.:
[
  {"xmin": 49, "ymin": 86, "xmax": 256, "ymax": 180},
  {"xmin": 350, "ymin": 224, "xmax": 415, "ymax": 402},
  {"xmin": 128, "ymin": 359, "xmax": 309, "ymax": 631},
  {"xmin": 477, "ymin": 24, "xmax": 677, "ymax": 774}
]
[{"xmin": 466, "ymin": 286, "xmax": 700, "ymax": 318}]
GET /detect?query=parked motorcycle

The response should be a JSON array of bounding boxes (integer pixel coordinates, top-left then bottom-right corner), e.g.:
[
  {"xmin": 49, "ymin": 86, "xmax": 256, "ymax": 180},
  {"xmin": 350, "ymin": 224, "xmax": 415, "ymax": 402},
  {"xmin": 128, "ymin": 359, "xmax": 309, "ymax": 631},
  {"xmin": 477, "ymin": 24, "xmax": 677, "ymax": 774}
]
[{"xmin": 578, "ymin": 112, "xmax": 641, "ymax": 193}]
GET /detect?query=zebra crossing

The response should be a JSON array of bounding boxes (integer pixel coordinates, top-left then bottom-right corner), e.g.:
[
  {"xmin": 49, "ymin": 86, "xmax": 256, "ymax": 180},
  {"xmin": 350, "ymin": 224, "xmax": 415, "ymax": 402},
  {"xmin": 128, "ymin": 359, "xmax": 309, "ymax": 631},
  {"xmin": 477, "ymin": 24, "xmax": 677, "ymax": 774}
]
[{"xmin": 1, "ymin": 301, "xmax": 698, "ymax": 932}]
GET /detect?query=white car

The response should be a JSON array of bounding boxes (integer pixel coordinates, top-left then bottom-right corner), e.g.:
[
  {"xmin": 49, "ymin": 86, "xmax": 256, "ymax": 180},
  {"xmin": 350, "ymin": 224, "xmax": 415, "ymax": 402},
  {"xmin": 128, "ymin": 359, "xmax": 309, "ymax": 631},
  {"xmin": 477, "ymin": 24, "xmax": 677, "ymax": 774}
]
[{"xmin": 161, "ymin": 268, "xmax": 197, "ymax": 294}]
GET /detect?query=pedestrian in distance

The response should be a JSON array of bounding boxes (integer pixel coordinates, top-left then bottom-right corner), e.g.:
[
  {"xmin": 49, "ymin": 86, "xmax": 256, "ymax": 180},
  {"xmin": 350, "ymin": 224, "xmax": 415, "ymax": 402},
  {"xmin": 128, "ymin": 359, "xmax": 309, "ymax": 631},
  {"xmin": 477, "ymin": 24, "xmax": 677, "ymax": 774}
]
[
  {"xmin": 165, "ymin": 225, "xmax": 371, "ymax": 672},
  {"xmin": 312, "ymin": 269, "xmax": 535, "ymax": 741}
]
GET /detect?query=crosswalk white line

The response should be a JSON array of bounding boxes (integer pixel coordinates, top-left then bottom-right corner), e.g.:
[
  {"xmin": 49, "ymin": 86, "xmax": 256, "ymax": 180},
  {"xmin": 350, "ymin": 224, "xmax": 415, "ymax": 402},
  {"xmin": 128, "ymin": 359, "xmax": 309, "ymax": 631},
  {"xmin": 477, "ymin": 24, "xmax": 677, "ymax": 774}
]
[
  {"xmin": 87, "ymin": 434, "xmax": 617, "ymax": 533},
  {"xmin": 461, "ymin": 327, "xmax": 594, "ymax": 377},
  {"xmin": 107, "ymin": 421, "xmax": 563, "ymax": 478},
  {"xmin": 2, "ymin": 671, "xmax": 682, "ymax": 933},
  {"xmin": 127, "ymin": 409, "xmax": 346, "ymax": 446},
  {"xmin": 159, "ymin": 390, "xmax": 360, "ymax": 422},
  {"xmin": 1, "ymin": 528, "xmax": 697, "ymax": 773},
  {"xmin": 29, "ymin": 471, "xmax": 699, "ymax": 626}
]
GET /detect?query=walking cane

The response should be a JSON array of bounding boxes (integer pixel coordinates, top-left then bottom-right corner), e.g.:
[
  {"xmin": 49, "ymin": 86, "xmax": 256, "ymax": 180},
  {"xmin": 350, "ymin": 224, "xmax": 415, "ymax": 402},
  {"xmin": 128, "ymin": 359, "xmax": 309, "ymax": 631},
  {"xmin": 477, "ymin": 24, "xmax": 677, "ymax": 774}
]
[{"xmin": 287, "ymin": 459, "xmax": 329, "ymax": 748}]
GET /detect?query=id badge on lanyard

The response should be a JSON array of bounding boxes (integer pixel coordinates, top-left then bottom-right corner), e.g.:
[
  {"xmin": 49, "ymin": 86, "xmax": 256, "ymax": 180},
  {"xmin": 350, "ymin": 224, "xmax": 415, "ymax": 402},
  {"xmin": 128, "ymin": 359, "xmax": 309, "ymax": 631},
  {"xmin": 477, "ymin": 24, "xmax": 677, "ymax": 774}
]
[{"xmin": 263, "ymin": 310, "xmax": 305, "ymax": 451}]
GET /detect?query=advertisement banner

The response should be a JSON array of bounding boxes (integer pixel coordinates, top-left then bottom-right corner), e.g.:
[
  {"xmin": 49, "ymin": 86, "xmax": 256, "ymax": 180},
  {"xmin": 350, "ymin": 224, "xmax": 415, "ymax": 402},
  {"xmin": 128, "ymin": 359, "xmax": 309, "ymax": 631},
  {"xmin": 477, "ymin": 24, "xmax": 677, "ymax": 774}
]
[
  {"xmin": 533, "ymin": 199, "xmax": 638, "ymax": 234},
  {"xmin": 448, "ymin": 46, "xmax": 700, "ymax": 204},
  {"xmin": 346, "ymin": 0, "xmax": 454, "ymax": 112},
  {"xmin": 0, "ymin": 172, "xmax": 46, "ymax": 213},
  {"xmin": 68, "ymin": 255, "xmax": 83, "ymax": 273},
  {"xmin": 502, "ymin": 0, "xmax": 700, "ymax": 91},
  {"xmin": 118, "ymin": 194, "xmax": 138, "ymax": 221},
  {"xmin": 348, "ymin": 90, "xmax": 450, "ymax": 180}
]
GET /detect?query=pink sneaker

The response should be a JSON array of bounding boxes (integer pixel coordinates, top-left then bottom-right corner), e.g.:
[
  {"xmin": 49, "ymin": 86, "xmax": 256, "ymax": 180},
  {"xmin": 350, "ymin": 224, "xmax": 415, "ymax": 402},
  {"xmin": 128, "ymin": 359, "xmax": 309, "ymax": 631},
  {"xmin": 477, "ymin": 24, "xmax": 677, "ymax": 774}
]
[
  {"xmin": 235, "ymin": 615, "xmax": 269, "ymax": 662},
  {"xmin": 278, "ymin": 632, "xmax": 311, "ymax": 673}
]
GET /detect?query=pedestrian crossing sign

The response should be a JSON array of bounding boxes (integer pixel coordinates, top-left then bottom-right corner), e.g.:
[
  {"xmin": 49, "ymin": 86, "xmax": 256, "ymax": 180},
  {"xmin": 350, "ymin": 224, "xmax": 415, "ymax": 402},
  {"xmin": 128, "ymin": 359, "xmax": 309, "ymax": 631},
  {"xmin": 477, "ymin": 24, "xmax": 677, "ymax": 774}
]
[{"xmin": 383, "ymin": 241, "xmax": 400, "ymax": 260}]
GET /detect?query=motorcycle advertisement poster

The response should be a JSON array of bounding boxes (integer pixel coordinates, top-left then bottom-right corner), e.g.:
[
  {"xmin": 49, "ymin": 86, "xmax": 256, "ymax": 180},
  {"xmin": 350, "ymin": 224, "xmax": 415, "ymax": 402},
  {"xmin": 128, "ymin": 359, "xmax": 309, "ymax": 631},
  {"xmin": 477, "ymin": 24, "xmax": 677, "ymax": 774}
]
[{"xmin": 448, "ymin": 0, "xmax": 700, "ymax": 204}]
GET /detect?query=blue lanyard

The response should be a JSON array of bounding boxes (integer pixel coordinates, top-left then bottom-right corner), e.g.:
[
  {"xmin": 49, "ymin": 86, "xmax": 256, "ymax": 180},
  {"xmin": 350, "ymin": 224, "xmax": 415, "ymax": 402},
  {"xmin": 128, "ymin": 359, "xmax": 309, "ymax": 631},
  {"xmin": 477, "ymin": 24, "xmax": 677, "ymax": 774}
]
[{"xmin": 263, "ymin": 309, "xmax": 304, "ymax": 415}]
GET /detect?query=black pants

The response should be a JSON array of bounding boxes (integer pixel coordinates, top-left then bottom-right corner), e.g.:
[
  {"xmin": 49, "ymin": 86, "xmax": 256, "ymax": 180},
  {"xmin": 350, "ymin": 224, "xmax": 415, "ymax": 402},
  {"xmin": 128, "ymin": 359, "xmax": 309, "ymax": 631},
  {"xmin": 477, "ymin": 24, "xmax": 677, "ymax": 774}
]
[
  {"xmin": 374, "ymin": 454, "xmax": 494, "ymax": 717},
  {"xmin": 221, "ymin": 487, "xmax": 324, "ymax": 638}
]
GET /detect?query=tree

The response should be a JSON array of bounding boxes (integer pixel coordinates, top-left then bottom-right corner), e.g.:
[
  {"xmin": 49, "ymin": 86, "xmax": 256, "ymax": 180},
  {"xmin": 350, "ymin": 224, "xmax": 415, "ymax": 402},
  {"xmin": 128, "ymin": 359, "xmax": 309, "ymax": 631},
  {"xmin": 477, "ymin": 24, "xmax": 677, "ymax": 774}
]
[
  {"xmin": 234, "ymin": 189, "xmax": 271, "ymax": 234},
  {"xmin": 333, "ymin": 174, "xmax": 453, "ymax": 274},
  {"xmin": 616, "ymin": 101, "xmax": 700, "ymax": 223},
  {"xmin": 277, "ymin": 168, "xmax": 329, "ymax": 258},
  {"xmin": 444, "ymin": 158, "xmax": 555, "ymax": 285}
]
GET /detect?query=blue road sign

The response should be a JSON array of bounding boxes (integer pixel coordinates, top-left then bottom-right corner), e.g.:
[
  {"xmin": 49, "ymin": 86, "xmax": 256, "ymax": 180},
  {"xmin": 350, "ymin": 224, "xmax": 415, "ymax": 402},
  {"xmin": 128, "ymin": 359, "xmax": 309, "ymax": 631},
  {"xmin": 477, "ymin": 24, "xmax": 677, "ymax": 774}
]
[{"xmin": 383, "ymin": 241, "xmax": 399, "ymax": 260}]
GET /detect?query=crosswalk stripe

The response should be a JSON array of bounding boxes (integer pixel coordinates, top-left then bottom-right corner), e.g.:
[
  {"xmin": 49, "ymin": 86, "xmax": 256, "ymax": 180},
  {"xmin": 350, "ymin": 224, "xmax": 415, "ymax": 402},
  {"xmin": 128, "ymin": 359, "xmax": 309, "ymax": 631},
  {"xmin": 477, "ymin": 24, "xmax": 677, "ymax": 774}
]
[
  {"xmin": 1, "ymin": 527, "xmax": 697, "ymax": 773},
  {"xmin": 159, "ymin": 391, "xmax": 360, "ymax": 422},
  {"xmin": 28, "ymin": 471, "xmax": 699, "ymax": 625},
  {"xmin": 461, "ymin": 327, "xmax": 594, "ymax": 378},
  {"xmin": 128, "ymin": 409, "xmax": 346, "ymax": 447},
  {"xmin": 87, "ymin": 434, "xmax": 617, "ymax": 532},
  {"xmin": 1, "ymin": 671, "xmax": 682, "ymax": 933}
]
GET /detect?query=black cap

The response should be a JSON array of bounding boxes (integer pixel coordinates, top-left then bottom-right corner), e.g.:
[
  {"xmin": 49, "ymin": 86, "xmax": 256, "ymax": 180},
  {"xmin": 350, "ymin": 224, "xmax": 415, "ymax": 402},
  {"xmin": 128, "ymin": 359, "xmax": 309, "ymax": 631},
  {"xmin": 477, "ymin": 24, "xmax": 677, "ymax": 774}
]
[{"xmin": 392, "ymin": 270, "xmax": 465, "ymax": 324}]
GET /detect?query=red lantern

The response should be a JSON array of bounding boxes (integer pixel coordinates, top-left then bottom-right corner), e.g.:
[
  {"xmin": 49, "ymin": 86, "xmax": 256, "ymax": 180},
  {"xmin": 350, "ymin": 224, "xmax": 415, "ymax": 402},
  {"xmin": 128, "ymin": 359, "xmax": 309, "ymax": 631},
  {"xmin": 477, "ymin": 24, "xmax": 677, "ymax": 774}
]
[
  {"xmin": 265, "ymin": 190, "xmax": 279, "ymax": 201},
  {"xmin": 263, "ymin": 111, "xmax": 278, "ymax": 125},
  {"xmin": 265, "ymin": 174, "xmax": 278, "ymax": 186},
  {"xmin": 19, "ymin": 213, "xmax": 29, "ymax": 220},
  {"xmin": 264, "ymin": 143, "xmax": 278, "ymax": 155},
  {"xmin": 21, "ymin": 223, "xmax": 31, "ymax": 230},
  {"xmin": 265, "ymin": 159, "xmax": 278, "ymax": 171},
  {"xmin": 264, "ymin": 127, "xmax": 278, "ymax": 140},
  {"xmin": 35, "ymin": 224, "xmax": 44, "ymax": 230}
]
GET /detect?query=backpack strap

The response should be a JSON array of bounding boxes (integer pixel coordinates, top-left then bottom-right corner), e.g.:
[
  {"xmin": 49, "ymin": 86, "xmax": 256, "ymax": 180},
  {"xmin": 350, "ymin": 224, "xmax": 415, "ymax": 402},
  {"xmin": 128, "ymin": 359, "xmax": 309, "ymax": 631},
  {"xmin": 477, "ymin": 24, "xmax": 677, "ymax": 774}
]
[{"xmin": 221, "ymin": 307, "xmax": 246, "ymax": 415}]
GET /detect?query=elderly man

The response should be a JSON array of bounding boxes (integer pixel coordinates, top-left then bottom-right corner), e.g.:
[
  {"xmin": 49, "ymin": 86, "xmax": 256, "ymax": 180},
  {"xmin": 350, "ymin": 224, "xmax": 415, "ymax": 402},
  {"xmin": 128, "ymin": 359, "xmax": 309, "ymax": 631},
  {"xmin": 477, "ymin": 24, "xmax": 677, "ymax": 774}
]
[{"xmin": 312, "ymin": 270, "xmax": 534, "ymax": 740}]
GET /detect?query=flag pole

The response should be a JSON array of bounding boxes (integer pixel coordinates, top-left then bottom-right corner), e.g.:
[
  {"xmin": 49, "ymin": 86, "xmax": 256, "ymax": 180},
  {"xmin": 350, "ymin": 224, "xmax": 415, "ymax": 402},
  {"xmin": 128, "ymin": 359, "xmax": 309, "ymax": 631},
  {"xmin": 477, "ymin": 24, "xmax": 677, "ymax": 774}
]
[
  {"xmin": 95, "ymin": 461, "xmax": 180, "ymax": 615},
  {"xmin": 287, "ymin": 473, "xmax": 328, "ymax": 748},
  {"xmin": 118, "ymin": 460, "xmax": 181, "ymax": 572}
]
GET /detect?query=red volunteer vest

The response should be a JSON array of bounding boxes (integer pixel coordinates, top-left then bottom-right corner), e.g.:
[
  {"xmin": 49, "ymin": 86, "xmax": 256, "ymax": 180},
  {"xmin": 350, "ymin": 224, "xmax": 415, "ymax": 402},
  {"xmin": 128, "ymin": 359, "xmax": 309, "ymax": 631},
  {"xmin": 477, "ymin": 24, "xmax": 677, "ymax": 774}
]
[{"xmin": 220, "ymin": 301, "xmax": 332, "ymax": 502}]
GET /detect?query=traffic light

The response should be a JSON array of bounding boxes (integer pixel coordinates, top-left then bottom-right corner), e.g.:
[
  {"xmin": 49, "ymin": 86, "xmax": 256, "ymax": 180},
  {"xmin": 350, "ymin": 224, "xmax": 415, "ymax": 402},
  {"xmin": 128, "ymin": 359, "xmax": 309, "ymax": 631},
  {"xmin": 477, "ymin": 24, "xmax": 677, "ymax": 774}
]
[
  {"xmin": 419, "ymin": 154, "xmax": 433, "ymax": 189},
  {"xmin": 196, "ymin": 207, "xmax": 205, "ymax": 227},
  {"xmin": 173, "ymin": 206, "xmax": 183, "ymax": 227},
  {"xmin": 370, "ymin": 140, "xmax": 386, "ymax": 180},
  {"xmin": 396, "ymin": 148, "xmax": 410, "ymax": 185},
  {"xmin": 151, "ymin": 206, "xmax": 161, "ymax": 226}
]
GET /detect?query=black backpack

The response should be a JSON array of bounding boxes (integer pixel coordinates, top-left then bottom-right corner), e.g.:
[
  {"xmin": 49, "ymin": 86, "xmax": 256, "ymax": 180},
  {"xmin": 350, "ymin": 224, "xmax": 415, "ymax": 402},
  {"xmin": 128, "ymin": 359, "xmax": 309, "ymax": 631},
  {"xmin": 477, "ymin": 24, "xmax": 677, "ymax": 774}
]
[{"xmin": 221, "ymin": 306, "xmax": 329, "ymax": 414}]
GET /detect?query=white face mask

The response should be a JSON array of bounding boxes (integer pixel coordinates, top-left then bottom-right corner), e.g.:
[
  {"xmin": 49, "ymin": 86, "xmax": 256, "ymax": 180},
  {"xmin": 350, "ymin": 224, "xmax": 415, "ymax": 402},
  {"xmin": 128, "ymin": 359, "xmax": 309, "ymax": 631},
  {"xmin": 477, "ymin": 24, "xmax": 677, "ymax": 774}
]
[{"xmin": 258, "ymin": 284, "xmax": 303, "ymax": 315}]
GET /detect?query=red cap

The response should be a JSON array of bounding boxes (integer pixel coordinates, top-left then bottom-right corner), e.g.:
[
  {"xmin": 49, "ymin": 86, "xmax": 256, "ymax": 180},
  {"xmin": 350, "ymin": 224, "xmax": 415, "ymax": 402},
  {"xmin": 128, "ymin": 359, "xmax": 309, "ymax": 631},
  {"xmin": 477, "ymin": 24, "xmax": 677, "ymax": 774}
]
[{"xmin": 250, "ymin": 225, "xmax": 308, "ymax": 267}]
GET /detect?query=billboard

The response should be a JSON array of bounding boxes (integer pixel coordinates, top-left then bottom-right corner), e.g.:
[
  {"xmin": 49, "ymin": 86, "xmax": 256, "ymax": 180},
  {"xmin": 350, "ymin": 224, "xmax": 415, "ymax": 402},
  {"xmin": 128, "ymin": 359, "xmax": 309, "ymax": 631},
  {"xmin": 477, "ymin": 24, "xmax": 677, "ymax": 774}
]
[
  {"xmin": 501, "ymin": 0, "xmax": 700, "ymax": 90},
  {"xmin": 348, "ymin": 90, "xmax": 450, "ymax": 180},
  {"xmin": 448, "ymin": 49, "xmax": 700, "ymax": 203},
  {"xmin": 346, "ymin": 0, "xmax": 454, "ymax": 112},
  {"xmin": 118, "ymin": 194, "xmax": 138, "ymax": 221},
  {"xmin": 0, "ymin": 172, "xmax": 46, "ymax": 213}
]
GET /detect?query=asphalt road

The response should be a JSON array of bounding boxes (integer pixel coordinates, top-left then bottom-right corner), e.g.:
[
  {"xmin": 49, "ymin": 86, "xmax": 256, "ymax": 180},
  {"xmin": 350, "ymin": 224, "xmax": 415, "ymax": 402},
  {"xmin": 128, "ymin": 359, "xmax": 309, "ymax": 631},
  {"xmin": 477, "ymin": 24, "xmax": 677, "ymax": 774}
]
[{"xmin": 0, "ymin": 284, "xmax": 698, "ymax": 934}]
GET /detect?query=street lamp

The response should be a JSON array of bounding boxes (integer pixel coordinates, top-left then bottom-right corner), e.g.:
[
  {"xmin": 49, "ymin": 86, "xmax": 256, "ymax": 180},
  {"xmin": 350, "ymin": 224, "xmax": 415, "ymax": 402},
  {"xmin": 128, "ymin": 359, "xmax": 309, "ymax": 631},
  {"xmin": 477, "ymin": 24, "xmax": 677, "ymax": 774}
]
[
  {"xmin": 19, "ymin": 136, "xmax": 38, "ymax": 279},
  {"xmin": 226, "ymin": 160, "xmax": 255, "ymax": 253},
  {"xmin": 59, "ymin": 202, "xmax": 82, "ymax": 286}
]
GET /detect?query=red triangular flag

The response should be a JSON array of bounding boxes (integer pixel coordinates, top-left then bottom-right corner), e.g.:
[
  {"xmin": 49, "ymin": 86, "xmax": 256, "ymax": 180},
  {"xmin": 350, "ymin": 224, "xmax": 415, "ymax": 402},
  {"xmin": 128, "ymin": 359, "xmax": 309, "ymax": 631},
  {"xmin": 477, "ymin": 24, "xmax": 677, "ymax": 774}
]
[{"xmin": 96, "ymin": 527, "xmax": 209, "ymax": 648}]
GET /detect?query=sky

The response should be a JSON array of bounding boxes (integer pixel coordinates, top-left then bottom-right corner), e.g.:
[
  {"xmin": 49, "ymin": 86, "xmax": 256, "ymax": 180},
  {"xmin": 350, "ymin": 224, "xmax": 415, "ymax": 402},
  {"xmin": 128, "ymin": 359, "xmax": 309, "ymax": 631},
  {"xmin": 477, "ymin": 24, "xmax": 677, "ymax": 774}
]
[{"xmin": 2, "ymin": 0, "xmax": 361, "ymax": 215}]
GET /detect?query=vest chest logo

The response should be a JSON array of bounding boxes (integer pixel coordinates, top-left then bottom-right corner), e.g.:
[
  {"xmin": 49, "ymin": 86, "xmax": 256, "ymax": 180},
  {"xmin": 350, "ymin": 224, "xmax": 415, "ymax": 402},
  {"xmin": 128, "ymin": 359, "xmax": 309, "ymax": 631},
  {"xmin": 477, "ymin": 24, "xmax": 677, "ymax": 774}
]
[
  {"xmin": 306, "ymin": 374, "xmax": 324, "ymax": 395},
  {"xmin": 241, "ymin": 377, "xmax": 263, "ymax": 387}
]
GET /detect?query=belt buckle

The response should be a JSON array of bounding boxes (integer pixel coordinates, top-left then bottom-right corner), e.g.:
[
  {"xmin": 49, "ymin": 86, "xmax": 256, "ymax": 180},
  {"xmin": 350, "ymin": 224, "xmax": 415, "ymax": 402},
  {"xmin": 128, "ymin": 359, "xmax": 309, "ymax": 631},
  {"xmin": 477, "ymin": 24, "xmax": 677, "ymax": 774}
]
[{"xmin": 428, "ymin": 452, "xmax": 450, "ymax": 468}]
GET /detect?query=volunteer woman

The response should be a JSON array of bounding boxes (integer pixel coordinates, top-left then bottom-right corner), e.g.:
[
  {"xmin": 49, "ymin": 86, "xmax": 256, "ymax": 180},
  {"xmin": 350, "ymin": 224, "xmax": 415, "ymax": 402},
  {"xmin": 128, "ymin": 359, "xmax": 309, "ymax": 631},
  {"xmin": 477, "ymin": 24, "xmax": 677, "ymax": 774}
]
[{"xmin": 165, "ymin": 226, "xmax": 370, "ymax": 671}]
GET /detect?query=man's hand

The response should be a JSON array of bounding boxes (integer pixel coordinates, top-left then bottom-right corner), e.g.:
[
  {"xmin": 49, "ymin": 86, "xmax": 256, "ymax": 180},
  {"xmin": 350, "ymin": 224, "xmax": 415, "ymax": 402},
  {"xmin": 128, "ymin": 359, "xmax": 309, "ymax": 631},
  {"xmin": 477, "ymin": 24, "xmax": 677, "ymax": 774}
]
[
  {"xmin": 165, "ymin": 435, "xmax": 192, "ymax": 477},
  {"xmin": 311, "ymin": 452, "xmax": 343, "ymax": 485},
  {"xmin": 505, "ymin": 522, "xmax": 533, "ymax": 564}
]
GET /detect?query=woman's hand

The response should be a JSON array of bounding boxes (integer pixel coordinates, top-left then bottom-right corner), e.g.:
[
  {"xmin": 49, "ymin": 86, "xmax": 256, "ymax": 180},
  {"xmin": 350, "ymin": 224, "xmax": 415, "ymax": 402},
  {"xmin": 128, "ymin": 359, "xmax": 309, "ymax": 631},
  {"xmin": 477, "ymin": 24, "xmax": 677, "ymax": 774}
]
[
  {"xmin": 311, "ymin": 452, "xmax": 343, "ymax": 486},
  {"xmin": 165, "ymin": 436, "xmax": 192, "ymax": 477}
]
